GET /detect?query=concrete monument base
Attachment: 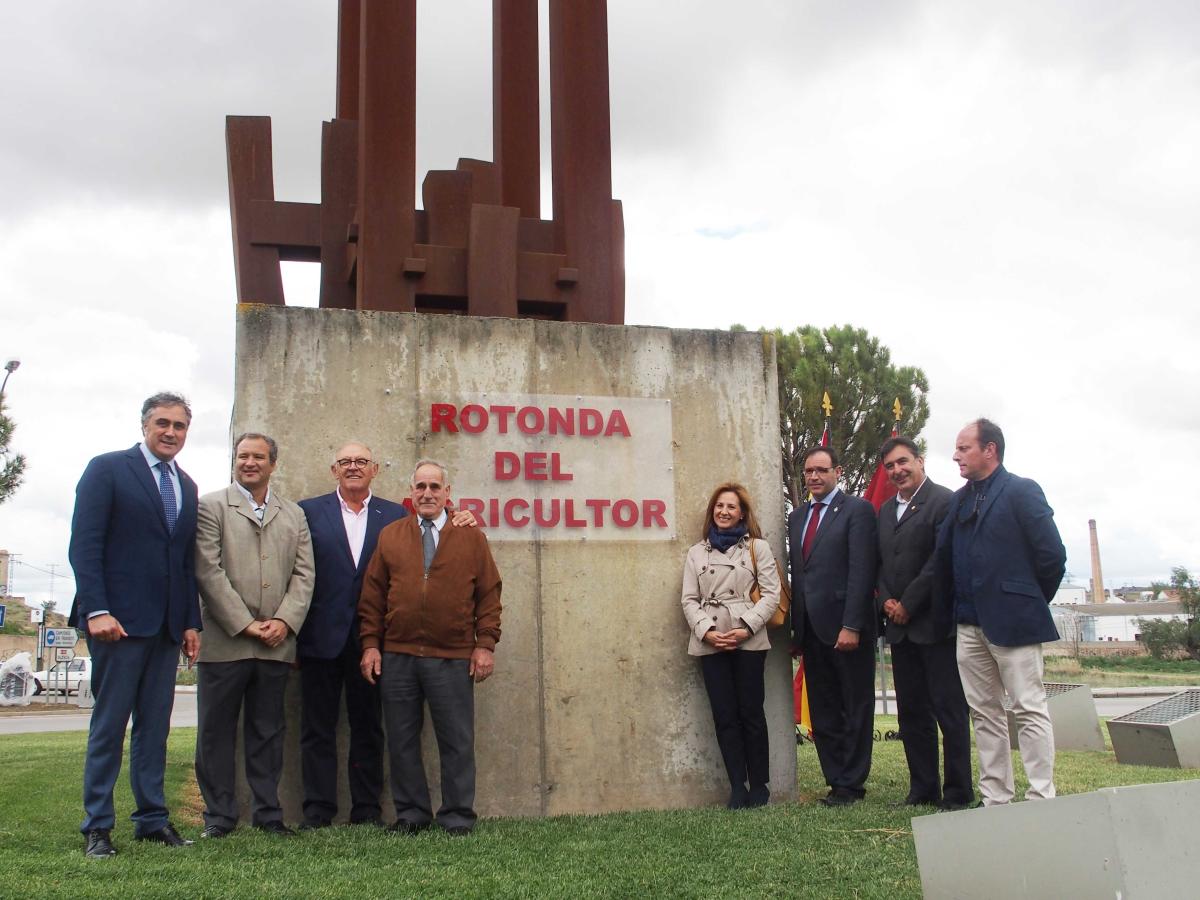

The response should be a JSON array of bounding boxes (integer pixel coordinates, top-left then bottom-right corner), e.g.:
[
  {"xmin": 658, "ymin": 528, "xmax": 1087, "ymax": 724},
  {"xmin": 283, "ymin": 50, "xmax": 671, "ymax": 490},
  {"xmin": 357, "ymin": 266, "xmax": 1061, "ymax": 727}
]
[
  {"xmin": 913, "ymin": 780, "xmax": 1200, "ymax": 898},
  {"xmin": 228, "ymin": 305, "xmax": 794, "ymax": 820}
]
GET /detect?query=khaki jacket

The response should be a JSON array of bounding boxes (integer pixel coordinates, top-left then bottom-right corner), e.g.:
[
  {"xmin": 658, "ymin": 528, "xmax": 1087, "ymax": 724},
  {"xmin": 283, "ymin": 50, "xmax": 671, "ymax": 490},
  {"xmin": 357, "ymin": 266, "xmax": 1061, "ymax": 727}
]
[
  {"xmin": 195, "ymin": 484, "xmax": 315, "ymax": 663},
  {"xmin": 681, "ymin": 537, "xmax": 780, "ymax": 656}
]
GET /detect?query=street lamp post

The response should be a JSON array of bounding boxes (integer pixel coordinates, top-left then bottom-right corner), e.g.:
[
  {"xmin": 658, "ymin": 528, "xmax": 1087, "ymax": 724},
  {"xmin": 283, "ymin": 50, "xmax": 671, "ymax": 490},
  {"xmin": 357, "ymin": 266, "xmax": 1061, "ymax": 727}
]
[{"xmin": 0, "ymin": 359, "xmax": 19, "ymax": 396}]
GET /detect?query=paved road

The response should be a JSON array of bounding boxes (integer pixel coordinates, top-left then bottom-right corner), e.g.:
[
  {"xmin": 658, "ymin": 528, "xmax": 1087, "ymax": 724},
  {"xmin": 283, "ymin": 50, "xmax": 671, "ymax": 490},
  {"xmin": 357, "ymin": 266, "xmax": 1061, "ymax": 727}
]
[
  {"xmin": 0, "ymin": 688, "xmax": 1182, "ymax": 735},
  {"xmin": 0, "ymin": 691, "xmax": 197, "ymax": 735}
]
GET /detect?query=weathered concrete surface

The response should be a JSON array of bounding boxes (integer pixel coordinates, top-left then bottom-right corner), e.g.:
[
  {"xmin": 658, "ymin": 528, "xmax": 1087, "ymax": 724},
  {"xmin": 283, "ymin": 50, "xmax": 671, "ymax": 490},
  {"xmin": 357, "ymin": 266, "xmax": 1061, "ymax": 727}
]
[
  {"xmin": 913, "ymin": 780, "xmax": 1200, "ymax": 898},
  {"xmin": 232, "ymin": 305, "xmax": 793, "ymax": 819}
]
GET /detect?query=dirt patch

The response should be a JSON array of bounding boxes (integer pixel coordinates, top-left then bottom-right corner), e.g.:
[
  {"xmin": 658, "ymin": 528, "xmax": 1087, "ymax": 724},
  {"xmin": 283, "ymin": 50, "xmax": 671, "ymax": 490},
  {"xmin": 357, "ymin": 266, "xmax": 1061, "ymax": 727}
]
[{"xmin": 0, "ymin": 699, "xmax": 89, "ymax": 715}]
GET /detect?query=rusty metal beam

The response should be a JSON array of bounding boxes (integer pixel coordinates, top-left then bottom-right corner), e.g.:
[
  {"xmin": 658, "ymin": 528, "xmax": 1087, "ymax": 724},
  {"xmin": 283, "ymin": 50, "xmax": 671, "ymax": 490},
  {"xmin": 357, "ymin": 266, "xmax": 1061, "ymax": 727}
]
[
  {"xmin": 336, "ymin": 0, "xmax": 361, "ymax": 119},
  {"xmin": 249, "ymin": 200, "xmax": 320, "ymax": 261},
  {"xmin": 549, "ymin": 0, "xmax": 616, "ymax": 324},
  {"xmin": 226, "ymin": 115, "xmax": 286, "ymax": 305},
  {"xmin": 468, "ymin": 203, "xmax": 520, "ymax": 317},
  {"xmin": 319, "ymin": 118, "xmax": 357, "ymax": 308},
  {"xmin": 357, "ymin": 0, "xmax": 417, "ymax": 311},
  {"xmin": 493, "ymin": 0, "xmax": 540, "ymax": 218}
]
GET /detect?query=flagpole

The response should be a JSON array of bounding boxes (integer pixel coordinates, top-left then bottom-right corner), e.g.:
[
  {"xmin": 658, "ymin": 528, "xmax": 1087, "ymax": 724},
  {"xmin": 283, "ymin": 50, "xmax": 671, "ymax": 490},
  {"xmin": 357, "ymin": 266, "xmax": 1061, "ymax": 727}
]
[{"xmin": 877, "ymin": 398, "xmax": 903, "ymax": 717}]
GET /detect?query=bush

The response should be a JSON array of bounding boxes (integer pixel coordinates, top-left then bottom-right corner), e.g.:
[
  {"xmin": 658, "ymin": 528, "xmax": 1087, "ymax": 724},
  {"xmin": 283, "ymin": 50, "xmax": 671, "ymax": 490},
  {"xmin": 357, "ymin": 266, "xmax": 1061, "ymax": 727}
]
[{"xmin": 1138, "ymin": 618, "xmax": 1190, "ymax": 660}]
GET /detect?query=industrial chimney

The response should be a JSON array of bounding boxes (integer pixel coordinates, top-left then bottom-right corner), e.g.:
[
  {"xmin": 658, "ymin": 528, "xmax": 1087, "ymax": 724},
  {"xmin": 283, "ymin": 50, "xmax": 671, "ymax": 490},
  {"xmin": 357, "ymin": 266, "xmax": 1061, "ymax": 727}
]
[{"xmin": 1088, "ymin": 519, "xmax": 1106, "ymax": 603}]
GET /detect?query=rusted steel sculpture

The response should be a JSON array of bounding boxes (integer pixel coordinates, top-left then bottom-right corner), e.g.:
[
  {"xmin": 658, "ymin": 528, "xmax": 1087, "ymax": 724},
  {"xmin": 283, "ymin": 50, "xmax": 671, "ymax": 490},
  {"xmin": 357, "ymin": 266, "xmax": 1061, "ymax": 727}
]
[{"xmin": 226, "ymin": 0, "xmax": 624, "ymax": 324}]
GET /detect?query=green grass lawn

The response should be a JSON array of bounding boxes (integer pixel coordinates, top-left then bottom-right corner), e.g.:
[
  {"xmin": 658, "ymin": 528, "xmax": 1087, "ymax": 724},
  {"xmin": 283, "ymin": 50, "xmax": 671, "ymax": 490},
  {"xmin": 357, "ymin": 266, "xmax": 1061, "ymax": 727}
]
[
  {"xmin": 1045, "ymin": 654, "xmax": 1200, "ymax": 686},
  {"xmin": 2, "ymin": 722, "xmax": 1198, "ymax": 899}
]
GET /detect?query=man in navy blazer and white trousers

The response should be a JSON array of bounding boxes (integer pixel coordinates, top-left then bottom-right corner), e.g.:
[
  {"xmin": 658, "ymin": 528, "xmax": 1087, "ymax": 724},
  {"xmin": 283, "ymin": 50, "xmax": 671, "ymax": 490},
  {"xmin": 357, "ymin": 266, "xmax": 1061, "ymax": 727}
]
[
  {"xmin": 296, "ymin": 441, "xmax": 476, "ymax": 828},
  {"xmin": 68, "ymin": 391, "xmax": 202, "ymax": 857},
  {"xmin": 788, "ymin": 445, "xmax": 879, "ymax": 807},
  {"xmin": 936, "ymin": 418, "xmax": 1066, "ymax": 806}
]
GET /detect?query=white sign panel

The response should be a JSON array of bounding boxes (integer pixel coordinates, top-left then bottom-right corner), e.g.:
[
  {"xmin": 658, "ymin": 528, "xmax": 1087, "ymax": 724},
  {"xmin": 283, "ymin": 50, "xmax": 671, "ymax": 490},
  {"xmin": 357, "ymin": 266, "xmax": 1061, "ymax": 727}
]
[
  {"xmin": 30, "ymin": 608, "xmax": 44, "ymax": 624},
  {"xmin": 429, "ymin": 393, "xmax": 676, "ymax": 542},
  {"xmin": 45, "ymin": 628, "xmax": 78, "ymax": 647},
  {"xmin": 55, "ymin": 647, "xmax": 75, "ymax": 662}
]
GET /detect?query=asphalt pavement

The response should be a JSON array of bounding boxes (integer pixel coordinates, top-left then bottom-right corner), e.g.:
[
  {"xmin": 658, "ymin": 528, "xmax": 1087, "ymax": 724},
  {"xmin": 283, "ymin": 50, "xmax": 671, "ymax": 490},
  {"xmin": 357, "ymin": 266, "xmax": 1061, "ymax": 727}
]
[
  {"xmin": 0, "ymin": 689, "xmax": 197, "ymax": 735},
  {"xmin": 0, "ymin": 686, "xmax": 1184, "ymax": 736}
]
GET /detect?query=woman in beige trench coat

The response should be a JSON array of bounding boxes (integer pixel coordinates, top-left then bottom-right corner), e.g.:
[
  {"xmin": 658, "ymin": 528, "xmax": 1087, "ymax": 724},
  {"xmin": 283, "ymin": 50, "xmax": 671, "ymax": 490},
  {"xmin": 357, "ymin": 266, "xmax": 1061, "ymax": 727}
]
[{"xmin": 681, "ymin": 482, "xmax": 781, "ymax": 809}]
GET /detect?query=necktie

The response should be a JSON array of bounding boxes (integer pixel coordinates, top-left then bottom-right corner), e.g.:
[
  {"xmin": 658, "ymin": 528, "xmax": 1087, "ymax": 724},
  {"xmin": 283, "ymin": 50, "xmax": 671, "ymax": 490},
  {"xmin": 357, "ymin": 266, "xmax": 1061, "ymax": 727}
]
[
  {"xmin": 801, "ymin": 501, "xmax": 824, "ymax": 561},
  {"xmin": 421, "ymin": 518, "xmax": 436, "ymax": 572},
  {"xmin": 158, "ymin": 462, "xmax": 178, "ymax": 532}
]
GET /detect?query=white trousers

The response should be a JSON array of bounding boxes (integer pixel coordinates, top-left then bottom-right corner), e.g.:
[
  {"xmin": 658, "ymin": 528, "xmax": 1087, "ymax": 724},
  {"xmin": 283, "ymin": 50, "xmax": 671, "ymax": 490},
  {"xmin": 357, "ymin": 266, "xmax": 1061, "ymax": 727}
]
[{"xmin": 956, "ymin": 624, "xmax": 1055, "ymax": 805}]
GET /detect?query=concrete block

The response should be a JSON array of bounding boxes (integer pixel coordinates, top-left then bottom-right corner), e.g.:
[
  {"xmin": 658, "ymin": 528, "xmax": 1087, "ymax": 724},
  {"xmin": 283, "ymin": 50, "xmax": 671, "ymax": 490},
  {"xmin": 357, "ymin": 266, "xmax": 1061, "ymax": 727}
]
[
  {"xmin": 231, "ymin": 306, "xmax": 795, "ymax": 820},
  {"xmin": 1005, "ymin": 682, "xmax": 1105, "ymax": 752},
  {"xmin": 913, "ymin": 780, "xmax": 1200, "ymax": 899},
  {"xmin": 1108, "ymin": 689, "xmax": 1200, "ymax": 768}
]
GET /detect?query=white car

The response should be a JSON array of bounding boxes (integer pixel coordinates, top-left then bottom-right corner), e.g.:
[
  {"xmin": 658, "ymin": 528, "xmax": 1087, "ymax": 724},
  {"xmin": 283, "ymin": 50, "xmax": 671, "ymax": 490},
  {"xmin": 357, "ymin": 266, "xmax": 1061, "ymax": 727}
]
[{"xmin": 32, "ymin": 657, "xmax": 93, "ymax": 695}]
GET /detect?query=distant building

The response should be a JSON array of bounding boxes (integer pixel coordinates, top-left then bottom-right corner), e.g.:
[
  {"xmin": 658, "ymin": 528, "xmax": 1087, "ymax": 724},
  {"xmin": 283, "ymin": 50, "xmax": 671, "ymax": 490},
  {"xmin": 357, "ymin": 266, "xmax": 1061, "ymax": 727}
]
[
  {"xmin": 1053, "ymin": 584, "xmax": 1088, "ymax": 606},
  {"xmin": 1051, "ymin": 601, "xmax": 1187, "ymax": 643},
  {"xmin": 1114, "ymin": 586, "xmax": 1169, "ymax": 603}
]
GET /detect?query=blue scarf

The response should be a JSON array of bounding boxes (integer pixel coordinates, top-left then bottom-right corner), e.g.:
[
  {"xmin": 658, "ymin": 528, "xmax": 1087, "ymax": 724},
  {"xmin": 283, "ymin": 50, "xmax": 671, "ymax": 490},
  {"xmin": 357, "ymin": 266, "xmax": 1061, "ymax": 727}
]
[{"xmin": 708, "ymin": 523, "xmax": 747, "ymax": 554}]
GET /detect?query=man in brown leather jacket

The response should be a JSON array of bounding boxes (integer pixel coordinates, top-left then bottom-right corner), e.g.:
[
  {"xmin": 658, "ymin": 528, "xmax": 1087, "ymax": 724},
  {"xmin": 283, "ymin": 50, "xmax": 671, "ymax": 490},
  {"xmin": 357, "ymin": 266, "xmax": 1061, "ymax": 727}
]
[{"xmin": 359, "ymin": 458, "xmax": 502, "ymax": 836}]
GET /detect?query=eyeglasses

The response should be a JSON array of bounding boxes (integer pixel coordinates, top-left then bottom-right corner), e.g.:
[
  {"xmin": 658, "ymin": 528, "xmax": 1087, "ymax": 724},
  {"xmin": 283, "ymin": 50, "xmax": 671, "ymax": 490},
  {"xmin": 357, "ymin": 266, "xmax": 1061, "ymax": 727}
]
[
  {"xmin": 336, "ymin": 458, "xmax": 372, "ymax": 469},
  {"xmin": 803, "ymin": 466, "xmax": 834, "ymax": 476}
]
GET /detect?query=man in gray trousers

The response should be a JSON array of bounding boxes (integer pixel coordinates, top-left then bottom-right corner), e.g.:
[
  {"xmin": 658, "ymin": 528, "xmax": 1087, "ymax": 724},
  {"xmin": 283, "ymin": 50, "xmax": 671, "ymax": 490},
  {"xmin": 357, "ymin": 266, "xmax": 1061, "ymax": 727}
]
[{"xmin": 193, "ymin": 432, "xmax": 314, "ymax": 837}]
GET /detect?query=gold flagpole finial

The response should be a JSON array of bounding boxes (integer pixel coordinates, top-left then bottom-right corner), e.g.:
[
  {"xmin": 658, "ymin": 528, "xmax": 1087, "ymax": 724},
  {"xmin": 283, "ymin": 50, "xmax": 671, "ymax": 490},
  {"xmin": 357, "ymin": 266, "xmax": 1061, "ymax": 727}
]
[
  {"xmin": 821, "ymin": 391, "xmax": 833, "ymax": 417},
  {"xmin": 893, "ymin": 397, "xmax": 902, "ymax": 422}
]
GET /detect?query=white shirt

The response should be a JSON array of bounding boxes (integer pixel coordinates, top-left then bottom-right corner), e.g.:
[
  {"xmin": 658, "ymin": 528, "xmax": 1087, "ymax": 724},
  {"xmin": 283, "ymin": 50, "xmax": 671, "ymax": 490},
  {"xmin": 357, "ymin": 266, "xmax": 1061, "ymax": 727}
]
[
  {"xmin": 803, "ymin": 486, "xmax": 841, "ymax": 532},
  {"xmin": 234, "ymin": 480, "xmax": 271, "ymax": 523},
  {"xmin": 895, "ymin": 478, "xmax": 927, "ymax": 521},
  {"xmin": 338, "ymin": 489, "xmax": 373, "ymax": 567},
  {"xmin": 419, "ymin": 508, "xmax": 448, "ymax": 549}
]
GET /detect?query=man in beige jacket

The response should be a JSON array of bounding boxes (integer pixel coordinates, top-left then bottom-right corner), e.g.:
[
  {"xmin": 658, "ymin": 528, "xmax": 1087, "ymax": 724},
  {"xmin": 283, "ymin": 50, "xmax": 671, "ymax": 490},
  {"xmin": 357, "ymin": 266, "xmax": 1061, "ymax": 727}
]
[{"xmin": 194, "ymin": 432, "xmax": 314, "ymax": 838}]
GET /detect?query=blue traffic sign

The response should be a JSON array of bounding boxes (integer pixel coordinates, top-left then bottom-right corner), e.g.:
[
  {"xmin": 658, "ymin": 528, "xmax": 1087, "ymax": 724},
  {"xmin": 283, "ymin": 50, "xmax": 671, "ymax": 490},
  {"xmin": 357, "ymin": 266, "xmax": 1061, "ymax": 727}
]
[{"xmin": 45, "ymin": 628, "xmax": 78, "ymax": 648}]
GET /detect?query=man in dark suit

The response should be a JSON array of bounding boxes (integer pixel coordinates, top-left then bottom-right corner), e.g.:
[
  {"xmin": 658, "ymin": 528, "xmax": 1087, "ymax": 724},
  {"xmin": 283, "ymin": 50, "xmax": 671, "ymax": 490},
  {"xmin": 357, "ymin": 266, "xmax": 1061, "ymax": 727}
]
[
  {"xmin": 788, "ymin": 445, "xmax": 878, "ymax": 806},
  {"xmin": 296, "ymin": 442, "xmax": 406, "ymax": 830},
  {"xmin": 297, "ymin": 442, "xmax": 476, "ymax": 829},
  {"xmin": 937, "ymin": 418, "xmax": 1066, "ymax": 806},
  {"xmin": 876, "ymin": 436, "xmax": 972, "ymax": 811},
  {"xmin": 68, "ymin": 391, "xmax": 202, "ymax": 857}
]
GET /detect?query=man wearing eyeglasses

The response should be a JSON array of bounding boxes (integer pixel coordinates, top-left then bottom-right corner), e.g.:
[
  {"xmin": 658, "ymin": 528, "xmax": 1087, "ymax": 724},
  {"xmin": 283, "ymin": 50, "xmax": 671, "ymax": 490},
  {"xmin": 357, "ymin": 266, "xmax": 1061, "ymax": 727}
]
[
  {"xmin": 788, "ymin": 446, "xmax": 878, "ymax": 807},
  {"xmin": 296, "ymin": 443, "xmax": 475, "ymax": 830},
  {"xmin": 937, "ymin": 418, "xmax": 1065, "ymax": 807},
  {"xmin": 359, "ymin": 458, "xmax": 502, "ymax": 836}
]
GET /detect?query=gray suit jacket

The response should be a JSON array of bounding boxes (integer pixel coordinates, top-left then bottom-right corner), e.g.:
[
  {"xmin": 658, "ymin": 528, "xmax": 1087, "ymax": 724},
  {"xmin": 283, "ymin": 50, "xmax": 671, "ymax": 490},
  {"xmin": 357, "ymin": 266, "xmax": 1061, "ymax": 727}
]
[
  {"xmin": 876, "ymin": 479, "xmax": 953, "ymax": 645},
  {"xmin": 194, "ymin": 484, "xmax": 315, "ymax": 663}
]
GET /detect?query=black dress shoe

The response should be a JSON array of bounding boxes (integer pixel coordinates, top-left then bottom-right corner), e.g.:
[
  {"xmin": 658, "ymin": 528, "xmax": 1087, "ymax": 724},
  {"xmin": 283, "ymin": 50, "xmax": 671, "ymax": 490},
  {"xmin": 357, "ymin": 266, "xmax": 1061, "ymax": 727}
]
[
  {"xmin": 746, "ymin": 785, "xmax": 770, "ymax": 809},
  {"xmin": 84, "ymin": 829, "xmax": 117, "ymax": 858},
  {"xmin": 200, "ymin": 824, "xmax": 233, "ymax": 838},
  {"xmin": 256, "ymin": 821, "xmax": 296, "ymax": 836},
  {"xmin": 388, "ymin": 820, "xmax": 430, "ymax": 835},
  {"xmin": 937, "ymin": 798, "xmax": 974, "ymax": 812},
  {"xmin": 818, "ymin": 789, "xmax": 862, "ymax": 808},
  {"xmin": 298, "ymin": 819, "xmax": 332, "ymax": 831},
  {"xmin": 136, "ymin": 823, "xmax": 193, "ymax": 846},
  {"xmin": 349, "ymin": 816, "xmax": 385, "ymax": 828},
  {"xmin": 903, "ymin": 795, "xmax": 939, "ymax": 807},
  {"xmin": 444, "ymin": 825, "xmax": 473, "ymax": 837}
]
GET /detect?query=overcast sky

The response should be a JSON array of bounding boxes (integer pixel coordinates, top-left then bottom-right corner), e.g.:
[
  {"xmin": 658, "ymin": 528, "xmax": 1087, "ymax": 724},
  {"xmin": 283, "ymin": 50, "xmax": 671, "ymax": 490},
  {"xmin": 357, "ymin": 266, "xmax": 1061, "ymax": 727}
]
[{"xmin": 2, "ymin": 1, "xmax": 1197, "ymax": 611}]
